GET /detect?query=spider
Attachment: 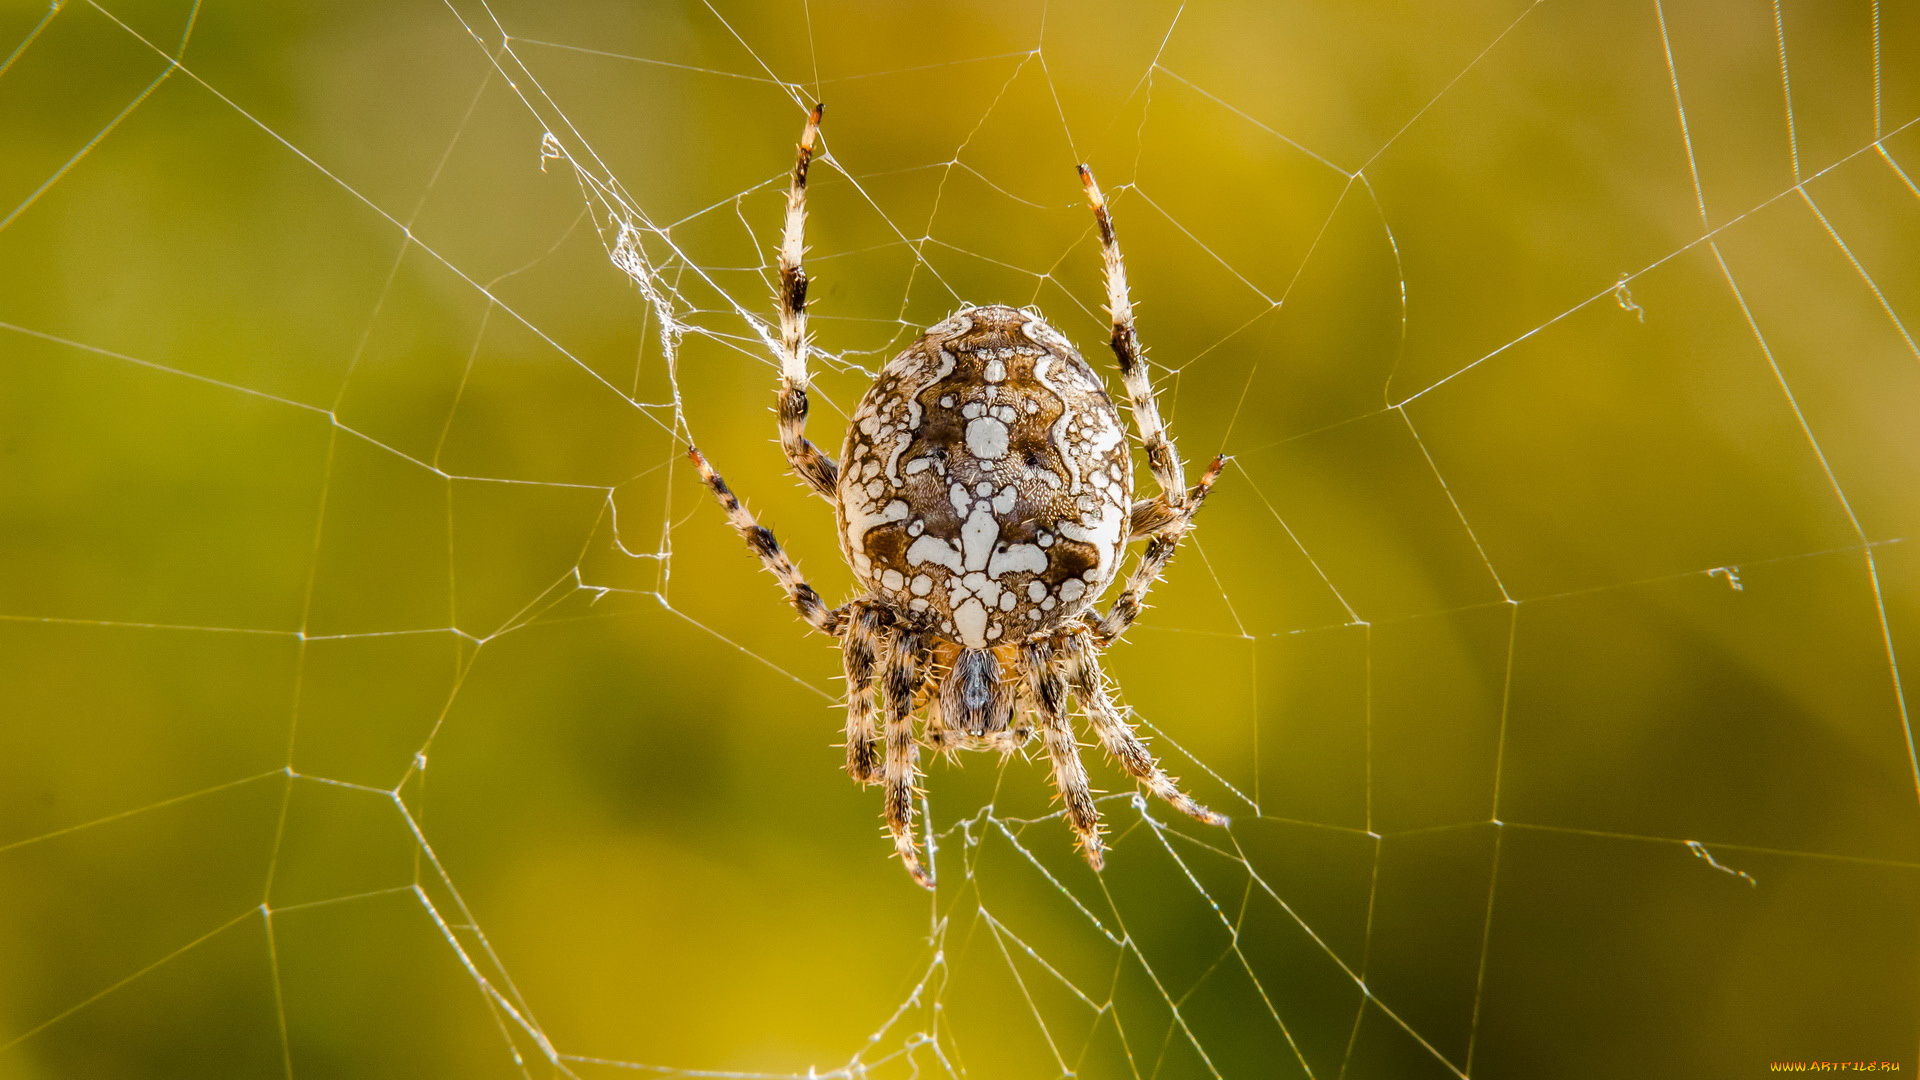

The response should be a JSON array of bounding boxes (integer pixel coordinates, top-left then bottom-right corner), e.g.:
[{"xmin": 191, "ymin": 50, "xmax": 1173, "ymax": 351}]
[{"xmin": 687, "ymin": 104, "xmax": 1228, "ymax": 887}]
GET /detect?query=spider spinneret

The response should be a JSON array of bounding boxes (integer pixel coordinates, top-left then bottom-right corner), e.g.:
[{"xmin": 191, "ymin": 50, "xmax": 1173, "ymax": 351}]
[{"xmin": 688, "ymin": 104, "xmax": 1228, "ymax": 888}]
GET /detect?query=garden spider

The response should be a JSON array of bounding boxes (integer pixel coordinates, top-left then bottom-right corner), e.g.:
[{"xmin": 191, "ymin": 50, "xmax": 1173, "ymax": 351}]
[{"xmin": 688, "ymin": 105, "xmax": 1228, "ymax": 887}]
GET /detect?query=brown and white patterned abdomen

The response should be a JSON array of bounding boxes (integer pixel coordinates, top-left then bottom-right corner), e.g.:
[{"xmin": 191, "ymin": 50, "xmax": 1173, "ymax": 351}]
[{"xmin": 836, "ymin": 305, "xmax": 1132, "ymax": 648}]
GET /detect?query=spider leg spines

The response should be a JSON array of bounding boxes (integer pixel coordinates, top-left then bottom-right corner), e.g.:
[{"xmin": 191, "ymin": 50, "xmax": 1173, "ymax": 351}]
[
  {"xmin": 686, "ymin": 446, "xmax": 843, "ymax": 636},
  {"xmin": 1093, "ymin": 452, "xmax": 1227, "ymax": 642},
  {"xmin": 1062, "ymin": 630, "xmax": 1229, "ymax": 829},
  {"xmin": 1081, "ymin": 160, "xmax": 1195, "ymax": 550},
  {"xmin": 924, "ymin": 701, "xmax": 953, "ymax": 753},
  {"xmin": 882, "ymin": 629, "xmax": 933, "ymax": 888},
  {"xmin": 1126, "ymin": 453, "xmax": 1229, "ymax": 539},
  {"xmin": 776, "ymin": 381, "xmax": 839, "ymax": 496},
  {"xmin": 841, "ymin": 603, "xmax": 887, "ymax": 783},
  {"xmin": 774, "ymin": 103, "xmax": 840, "ymax": 500},
  {"xmin": 1019, "ymin": 639, "xmax": 1106, "ymax": 869},
  {"xmin": 1126, "ymin": 497, "xmax": 1179, "ymax": 540}
]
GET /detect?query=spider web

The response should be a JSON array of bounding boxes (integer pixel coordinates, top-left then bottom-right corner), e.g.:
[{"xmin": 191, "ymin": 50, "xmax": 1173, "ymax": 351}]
[{"xmin": 2, "ymin": 0, "xmax": 1917, "ymax": 1076}]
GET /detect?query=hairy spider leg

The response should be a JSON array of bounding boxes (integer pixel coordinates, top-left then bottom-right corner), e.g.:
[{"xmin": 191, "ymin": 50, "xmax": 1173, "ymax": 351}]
[
  {"xmin": 777, "ymin": 104, "xmax": 840, "ymax": 500},
  {"xmin": 1019, "ymin": 638, "xmax": 1106, "ymax": 868},
  {"xmin": 922, "ymin": 691, "xmax": 953, "ymax": 753},
  {"xmin": 1061, "ymin": 627, "xmax": 1229, "ymax": 828},
  {"xmin": 1079, "ymin": 164, "xmax": 1187, "ymax": 507},
  {"xmin": 882, "ymin": 628, "xmax": 933, "ymax": 888},
  {"xmin": 1127, "ymin": 454, "xmax": 1229, "ymax": 539},
  {"xmin": 1092, "ymin": 453, "xmax": 1227, "ymax": 643},
  {"xmin": 1078, "ymin": 166, "xmax": 1224, "ymax": 643},
  {"xmin": 841, "ymin": 601, "xmax": 888, "ymax": 783},
  {"xmin": 686, "ymin": 447, "xmax": 842, "ymax": 636}
]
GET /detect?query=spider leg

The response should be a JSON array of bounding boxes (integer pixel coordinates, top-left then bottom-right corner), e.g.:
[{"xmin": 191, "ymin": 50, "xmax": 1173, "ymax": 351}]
[
  {"xmin": 1018, "ymin": 638, "xmax": 1105, "ymax": 869},
  {"xmin": 687, "ymin": 447, "xmax": 842, "ymax": 636},
  {"xmin": 1061, "ymin": 627, "xmax": 1229, "ymax": 828},
  {"xmin": 1078, "ymin": 165, "xmax": 1225, "ymax": 642},
  {"xmin": 1091, "ymin": 453, "xmax": 1226, "ymax": 642},
  {"xmin": 924, "ymin": 693, "xmax": 953, "ymax": 753},
  {"xmin": 1126, "ymin": 459, "xmax": 1227, "ymax": 539},
  {"xmin": 775, "ymin": 104, "xmax": 840, "ymax": 501},
  {"xmin": 881, "ymin": 627, "xmax": 933, "ymax": 887},
  {"xmin": 841, "ymin": 601, "xmax": 888, "ymax": 783},
  {"xmin": 1079, "ymin": 164, "xmax": 1189, "ymax": 509}
]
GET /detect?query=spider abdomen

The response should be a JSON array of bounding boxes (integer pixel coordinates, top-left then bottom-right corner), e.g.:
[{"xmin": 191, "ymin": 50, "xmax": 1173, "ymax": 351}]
[{"xmin": 837, "ymin": 305, "xmax": 1132, "ymax": 648}]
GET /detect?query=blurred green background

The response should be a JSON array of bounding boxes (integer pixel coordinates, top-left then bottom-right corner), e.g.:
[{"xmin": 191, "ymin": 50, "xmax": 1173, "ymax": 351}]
[{"xmin": 2, "ymin": 0, "xmax": 1918, "ymax": 1076}]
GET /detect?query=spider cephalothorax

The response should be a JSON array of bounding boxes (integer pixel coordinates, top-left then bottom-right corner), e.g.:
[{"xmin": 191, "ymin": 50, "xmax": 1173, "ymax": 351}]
[{"xmin": 688, "ymin": 105, "xmax": 1227, "ymax": 887}]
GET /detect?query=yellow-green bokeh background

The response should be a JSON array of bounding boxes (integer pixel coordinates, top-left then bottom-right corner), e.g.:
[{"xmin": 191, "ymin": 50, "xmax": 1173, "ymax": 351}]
[{"xmin": 2, "ymin": 0, "xmax": 1918, "ymax": 1076}]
